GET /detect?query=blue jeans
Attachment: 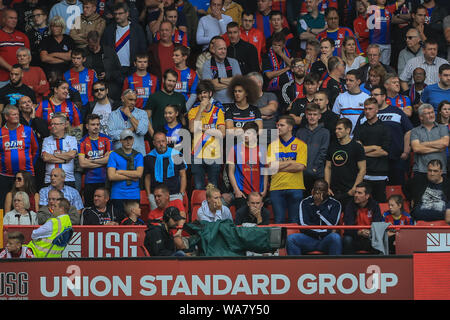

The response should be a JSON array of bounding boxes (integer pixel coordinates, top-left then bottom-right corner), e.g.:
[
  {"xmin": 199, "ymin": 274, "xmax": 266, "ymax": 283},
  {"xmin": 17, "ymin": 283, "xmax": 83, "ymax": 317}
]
[
  {"xmin": 286, "ymin": 232, "xmax": 343, "ymax": 255},
  {"xmin": 191, "ymin": 156, "xmax": 221, "ymax": 190},
  {"xmin": 270, "ymin": 189, "xmax": 303, "ymax": 223}
]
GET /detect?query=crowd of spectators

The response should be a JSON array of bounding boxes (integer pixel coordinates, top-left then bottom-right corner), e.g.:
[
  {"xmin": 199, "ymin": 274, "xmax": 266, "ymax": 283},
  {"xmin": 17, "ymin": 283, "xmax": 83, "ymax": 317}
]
[{"xmin": 0, "ymin": 0, "xmax": 450, "ymax": 258}]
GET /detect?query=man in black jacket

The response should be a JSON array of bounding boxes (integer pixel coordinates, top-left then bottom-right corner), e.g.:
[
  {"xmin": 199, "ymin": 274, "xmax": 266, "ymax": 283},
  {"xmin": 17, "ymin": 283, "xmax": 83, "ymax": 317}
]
[
  {"xmin": 81, "ymin": 187, "xmax": 123, "ymax": 225},
  {"xmin": 404, "ymin": 159, "xmax": 450, "ymax": 222},
  {"xmin": 144, "ymin": 206, "xmax": 189, "ymax": 256},
  {"xmin": 226, "ymin": 22, "xmax": 260, "ymax": 75}
]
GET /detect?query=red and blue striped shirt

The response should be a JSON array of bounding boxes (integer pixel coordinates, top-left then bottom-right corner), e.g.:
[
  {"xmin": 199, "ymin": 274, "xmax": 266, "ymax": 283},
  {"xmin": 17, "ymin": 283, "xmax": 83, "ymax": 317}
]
[
  {"xmin": 64, "ymin": 67, "xmax": 98, "ymax": 106},
  {"xmin": 231, "ymin": 143, "xmax": 265, "ymax": 194},
  {"xmin": 317, "ymin": 27, "xmax": 362, "ymax": 56},
  {"xmin": 35, "ymin": 99, "xmax": 82, "ymax": 128},
  {"xmin": 174, "ymin": 67, "xmax": 199, "ymax": 101},
  {"xmin": 79, "ymin": 133, "xmax": 112, "ymax": 183},
  {"xmin": 122, "ymin": 72, "xmax": 159, "ymax": 109}
]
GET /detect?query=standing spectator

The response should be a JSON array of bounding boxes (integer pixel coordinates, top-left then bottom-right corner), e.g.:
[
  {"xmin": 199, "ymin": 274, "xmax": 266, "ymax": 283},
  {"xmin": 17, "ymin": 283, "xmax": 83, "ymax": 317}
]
[
  {"xmin": 0, "ymin": 8, "xmax": 30, "ymax": 89},
  {"xmin": 48, "ymin": 0, "xmax": 83, "ymax": 34},
  {"xmin": 420, "ymin": 64, "xmax": 450, "ymax": 112},
  {"xmin": 297, "ymin": 0, "xmax": 327, "ymax": 51},
  {"xmin": 289, "ymin": 72, "xmax": 318, "ymax": 128},
  {"xmin": 357, "ymin": 44, "xmax": 395, "ymax": 84},
  {"xmin": 188, "ymin": 80, "xmax": 225, "ymax": 190},
  {"xmin": 16, "ymin": 47, "xmax": 49, "ymax": 103},
  {"xmin": 341, "ymin": 37, "xmax": 366, "ymax": 73},
  {"xmin": 353, "ymin": 98, "xmax": 390, "ymax": 203},
  {"xmin": 12, "ymin": 0, "xmax": 42, "ymax": 34},
  {"xmin": 148, "ymin": 20, "xmax": 178, "ymax": 79},
  {"xmin": 397, "ymin": 28, "xmax": 424, "ymax": 77},
  {"xmin": 153, "ymin": 6, "xmax": 188, "ymax": 47},
  {"xmin": 281, "ymin": 58, "xmax": 306, "ymax": 114},
  {"xmin": 286, "ymin": 179, "xmax": 342, "ymax": 256},
  {"xmin": 39, "ymin": 15, "xmax": 74, "ymax": 78},
  {"xmin": 316, "ymin": 7, "xmax": 362, "ymax": 57},
  {"xmin": 400, "ymin": 39, "xmax": 449, "ymax": 90},
  {"xmin": 234, "ymin": 192, "xmax": 270, "ymax": 225},
  {"xmin": 4, "ymin": 170, "xmax": 39, "ymax": 214},
  {"xmin": 228, "ymin": 122, "xmax": 268, "ymax": 208},
  {"xmin": 38, "ymin": 168, "xmax": 84, "ymax": 215},
  {"xmin": 332, "ymin": 69, "xmax": 369, "ymax": 134},
  {"xmin": 266, "ymin": 10, "xmax": 294, "ymax": 51},
  {"xmin": 196, "ymin": 0, "xmax": 233, "ymax": 50},
  {"xmin": 63, "ymin": 48, "xmax": 98, "ymax": 116},
  {"xmin": 101, "ymin": 2, "xmax": 147, "ymax": 88},
  {"xmin": 445, "ymin": 15, "xmax": 450, "ymax": 62},
  {"xmin": 108, "ymin": 89, "xmax": 149, "ymax": 156},
  {"xmin": 207, "ymin": 0, "xmax": 243, "ymax": 25},
  {"xmin": 248, "ymin": 72, "xmax": 279, "ymax": 131},
  {"xmin": 320, "ymin": 56, "xmax": 346, "ymax": 108},
  {"xmin": 422, "ymin": 0, "xmax": 448, "ymax": 58},
  {"xmin": 106, "ymin": 129, "xmax": 144, "ymax": 214},
  {"xmin": 78, "ymin": 114, "xmax": 112, "ymax": 207},
  {"xmin": 310, "ymin": 38, "xmax": 334, "ymax": 81},
  {"xmin": 0, "ymin": 65, "xmax": 37, "ymax": 114},
  {"xmin": 145, "ymin": 69, "xmax": 187, "ymax": 136},
  {"xmin": 410, "ymin": 103, "xmax": 449, "ymax": 177},
  {"xmin": 202, "ymin": 37, "xmax": 242, "ymax": 104},
  {"xmin": 267, "ymin": 115, "xmax": 307, "ymax": 223},
  {"xmin": 69, "ymin": 0, "xmax": 106, "ymax": 48},
  {"xmin": 325, "ymin": 118, "xmax": 366, "ymax": 209},
  {"xmin": 296, "ymin": 103, "xmax": 330, "ymax": 195},
  {"xmin": 35, "ymin": 80, "xmax": 82, "ymax": 131},
  {"xmin": 0, "ymin": 105, "xmax": 39, "ymax": 210},
  {"xmin": 144, "ymin": 132, "xmax": 187, "ymax": 210},
  {"xmin": 0, "ymin": 231, "xmax": 34, "ymax": 259},
  {"xmin": 310, "ymin": 90, "xmax": 339, "ymax": 143},
  {"xmin": 409, "ymin": 68, "xmax": 427, "ymax": 125},
  {"xmin": 3, "ymin": 192, "xmax": 38, "ymax": 225},
  {"xmin": 254, "ymin": 0, "xmax": 289, "ymax": 39},
  {"xmin": 226, "ymin": 21, "xmax": 260, "ymax": 75},
  {"xmin": 238, "ymin": 11, "xmax": 266, "ymax": 66},
  {"xmin": 353, "ymin": 0, "xmax": 369, "ymax": 54},
  {"xmin": 197, "ymin": 183, "xmax": 233, "ymax": 222},
  {"xmin": 384, "ymin": 73, "xmax": 413, "ymax": 117},
  {"xmin": 173, "ymin": 45, "xmax": 199, "ymax": 110},
  {"xmin": 81, "ymin": 187, "xmax": 122, "ymax": 225},
  {"xmin": 26, "ymin": 7, "xmax": 50, "ymax": 68},
  {"xmin": 41, "ymin": 113, "xmax": 78, "ymax": 187},
  {"xmin": 122, "ymin": 53, "xmax": 159, "ymax": 110},
  {"xmin": 162, "ymin": 104, "xmax": 184, "ymax": 148},
  {"xmin": 174, "ymin": 0, "xmax": 199, "ymax": 46},
  {"xmin": 342, "ymin": 182, "xmax": 382, "ymax": 254},
  {"xmin": 262, "ymin": 32, "xmax": 293, "ymax": 94}
]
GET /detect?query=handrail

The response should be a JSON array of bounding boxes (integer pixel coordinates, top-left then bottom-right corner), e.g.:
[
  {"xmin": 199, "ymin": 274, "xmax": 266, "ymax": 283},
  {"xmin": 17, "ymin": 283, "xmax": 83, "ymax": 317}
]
[{"xmin": 264, "ymin": 224, "xmax": 450, "ymax": 230}]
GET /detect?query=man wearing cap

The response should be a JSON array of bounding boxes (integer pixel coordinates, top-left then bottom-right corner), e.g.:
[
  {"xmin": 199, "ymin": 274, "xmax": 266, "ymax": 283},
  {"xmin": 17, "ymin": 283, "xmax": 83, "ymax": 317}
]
[
  {"xmin": 144, "ymin": 206, "xmax": 190, "ymax": 256},
  {"xmin": 107, "ymin": 89, "xmax": 149, "ymax": 155},
  {"xmin": 106, "ymin": 128, "xmax": 144, "ymax": 215}
]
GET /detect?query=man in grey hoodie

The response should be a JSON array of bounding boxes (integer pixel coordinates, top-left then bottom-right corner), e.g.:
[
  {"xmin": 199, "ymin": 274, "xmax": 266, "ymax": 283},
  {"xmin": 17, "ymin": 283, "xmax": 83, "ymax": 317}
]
[{"xmin": 296, "ymin": 103, "xmax": 330, "ymax": 196}]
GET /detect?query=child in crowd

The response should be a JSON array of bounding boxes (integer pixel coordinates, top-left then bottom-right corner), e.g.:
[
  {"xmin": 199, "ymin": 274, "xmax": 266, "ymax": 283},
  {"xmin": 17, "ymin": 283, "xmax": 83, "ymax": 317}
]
[
  {"xmin": 0, "ymin": 231, "xmax": 34, "ymax": 258},
  {"xmin": 383, "ymin": 194, "xmax": 414, "ymax": 254},
  {"xmin": 120, "ymin": 200, "xmax": 146, "ymax": 225},
  {"xmin": 163, "ymin": 104, "xmax": 184, "ymax": 149}
]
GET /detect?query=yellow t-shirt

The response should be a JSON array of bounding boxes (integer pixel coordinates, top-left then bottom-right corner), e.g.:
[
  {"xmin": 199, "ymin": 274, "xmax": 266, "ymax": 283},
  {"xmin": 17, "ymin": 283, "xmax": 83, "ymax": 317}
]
[
  {"xmin": 267, "ymin": 136, "xmax": 307, "ymax": 190},
  {"xmin": 188, "ymin": 103, "xmax": 225, "ymax": 160}
]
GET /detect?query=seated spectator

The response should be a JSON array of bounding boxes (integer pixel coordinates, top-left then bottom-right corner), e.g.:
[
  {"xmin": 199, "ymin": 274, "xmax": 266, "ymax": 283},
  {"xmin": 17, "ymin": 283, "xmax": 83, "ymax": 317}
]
[
  {"xmin": 196, "ymin": 0, "xmax": 233, "ymax": 50},
  {"xmin": 81, "ymin": 187, "xmax": 122, "ymax": 225},
  {"xmin": 69, "ymin": 0, "xmax": 106, "ymax": 48},
  {"xmin": 342, "ymin": 182, "xmax": 382, "ymax": 254},
  {"xmin": 37, "ymin": 188, "xmax": 80, "ymax": 225},
  {"xmin": 4, "ymin": 170, "xmax": 39, "ymax": 213},
  {"xmin": 39, "ymin": 15, "xmax": 75, "ymax": 78},
  {"xmin": 120, "ymin": 200, "xmax": 145, "ymax": 225},
  {"xmin": 197, "ymin": 183, "xmax": 233, "ymax": 222},
  {"xmin": 234, "ymin": 192, "xmax": 270, "ymax": 225},
  {"xmin": 297, "ymin": 0, "xmax": 326, "ymax": 50},
  {"xmin": 144, "ymin": 132, "xmax": 187, "ymax": 210},
  {"xmin": 404, "ymin": 159, "xmax": 450, "ymax": 222},
  {"xmin": 148, "ymin": 184, "xmax": 186, "ymax": 222},
  {"xmin": 41, "ymin": 113, "xmax": 78, "ymax": 187},
  {"xmin": 3, "ymin": 191, "xmax": 38, "ymax": 225},
  {"xmin": 254, "ymin": 0, "xmax": 289, "ymax": 39},
  {"xmin": 420, "ymin": 64, "xmax": 450, "ymax": 112},
  {"xmin": 383, "ymin": 194, "xmax": 414, "ymax": 254},
  {"xmin": 144, "ymin": 206, "xmax": 189, "ymax": 256},
  {"xmin": 106, "ymin": 129, "xmax": 144, "ymax": 214},
  {"xmin": 16, "ymin": 47, "xmax": 49, "ymax": 103},
  {"xmin": 0, "ymin": 231, "xmax": 34, "ymax": 259},
  {"xmin": 286, "ymin": 179, "xmax": 342, "ymax": 256}
]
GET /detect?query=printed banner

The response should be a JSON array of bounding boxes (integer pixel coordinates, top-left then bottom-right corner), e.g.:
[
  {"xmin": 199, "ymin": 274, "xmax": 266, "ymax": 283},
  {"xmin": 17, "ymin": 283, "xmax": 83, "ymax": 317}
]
[{"xmin": 396, "ymin": 228, "xmax": 450, "ymax": 254}]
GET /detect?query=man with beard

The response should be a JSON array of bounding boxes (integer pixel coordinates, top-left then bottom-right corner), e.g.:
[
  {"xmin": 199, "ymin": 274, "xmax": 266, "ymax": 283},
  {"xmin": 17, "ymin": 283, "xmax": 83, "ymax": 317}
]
[
  {"xmin": 145, "ymin": 69, "xmax": 187, "ymax": 137},
  {"xmin": 281, "ymin": 58, "xmax": 306, "ymax": 114},
  {"xmin": 421, "ymin": 64, "xmax": 450, "ymax": 111}
]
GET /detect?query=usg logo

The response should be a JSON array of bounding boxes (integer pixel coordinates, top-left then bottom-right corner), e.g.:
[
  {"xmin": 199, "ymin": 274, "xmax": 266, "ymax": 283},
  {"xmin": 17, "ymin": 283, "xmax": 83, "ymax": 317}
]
[{"xmin": 426, "ymin": 233, "xmax": 450, "ymax": 252}]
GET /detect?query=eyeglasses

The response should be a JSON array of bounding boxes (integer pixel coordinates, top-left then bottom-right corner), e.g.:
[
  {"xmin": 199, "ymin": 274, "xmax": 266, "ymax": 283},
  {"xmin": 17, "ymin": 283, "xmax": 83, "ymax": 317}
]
[
  {"xmin": 15, "ymin": 177, "xmax": 22, "ymax": 182},
  {"xmin": 406, "ymin": 36, "xmax": 418, "ymax": 40},
  {"xmin": 51, "ymin": 122, "xmax": 65, "ymax": 126},
  {"xmin": 114, "ymin": 11, "xmax": 126, "ymax": 16},
  {"xmin": 292, "ymin": 64, "xmax": 305, "ymax": 69},
  {"xmin": 94, "ymin": 88, "xmax": 106, "ymax": 93},
  {"xmin": 32, "ymin": 13, "xmax": 45, "ymax": 18}
]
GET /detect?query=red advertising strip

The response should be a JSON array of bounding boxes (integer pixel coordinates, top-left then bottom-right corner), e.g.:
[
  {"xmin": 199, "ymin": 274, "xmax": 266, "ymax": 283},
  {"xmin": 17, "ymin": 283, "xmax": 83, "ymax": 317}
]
[
  {"xmin": 396, "ymin": 229, "xmax": 450, "ymax": 255},
  {"xmin": 413, "ymin": 252, "xmax": 450, "ymax": 300},
  {"xmin": 3, "ymin": 226, "xmax": 149, "ymax": 258},
  {"xmin": 0, "ymin": 257, "xmax": 413, "ymax": 300}
]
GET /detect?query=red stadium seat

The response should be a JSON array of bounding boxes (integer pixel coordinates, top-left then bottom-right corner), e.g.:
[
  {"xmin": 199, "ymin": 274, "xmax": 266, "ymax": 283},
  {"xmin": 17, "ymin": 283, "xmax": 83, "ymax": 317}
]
[
  {"xmin": 386, "ymin": 185, "xmax": 405, "ymax": 199},
  {"xmin": 140, "ymin": 190, "xmax": 150, "ymax": 222},
  {"xmin": 415, "ymin": 220, "xmax": 448, "ymax": 226},
  {"xmin": 145, "ymin": 140, "xmax": 151, "ymax": 154},
  {"xmin": 379, "ymin": 203, "xmax": 389, "ymax": 215},
  {"xmin": 229, "ymin": 205, "xmax": 236, "ymax": 220},
  {"xmin": 190, "ymin": 190, "xmax": 206, "ymax": 222},
  {"xmin": 182, "ymin": 192, "xmax": 189, "ymax": 213}
]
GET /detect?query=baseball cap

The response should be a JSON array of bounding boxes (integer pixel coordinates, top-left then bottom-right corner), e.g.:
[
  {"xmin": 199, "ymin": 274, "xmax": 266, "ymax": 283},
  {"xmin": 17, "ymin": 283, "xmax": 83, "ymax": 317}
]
[
  {"xmin": 120, "ymin": 129, "xmax": 134, "ymax": 140},
  {"xmin": 163, "ymin": 206, "xmax": 185, "ymax": 222}
]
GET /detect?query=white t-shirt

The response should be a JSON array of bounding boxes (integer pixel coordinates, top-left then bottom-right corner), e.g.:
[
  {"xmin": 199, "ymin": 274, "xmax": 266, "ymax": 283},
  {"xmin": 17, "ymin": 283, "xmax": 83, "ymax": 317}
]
[
  {"xmin": 332, "ymin": 91, "xmax": 370, "ymax": 136},
  {"xmin": 92, "ymin": 102, "xmax": 112, "ymax": 135},
  {"xmin": 42, "ymin": 135, "xmax": 78, "ymax": 182}
]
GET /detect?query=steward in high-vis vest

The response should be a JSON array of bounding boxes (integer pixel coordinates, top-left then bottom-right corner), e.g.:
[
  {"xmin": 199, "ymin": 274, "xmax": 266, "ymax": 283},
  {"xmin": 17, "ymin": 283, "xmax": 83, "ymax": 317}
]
[{"xmin": 27, "ymin": 198, "xmax": 73, "ymax": 258}]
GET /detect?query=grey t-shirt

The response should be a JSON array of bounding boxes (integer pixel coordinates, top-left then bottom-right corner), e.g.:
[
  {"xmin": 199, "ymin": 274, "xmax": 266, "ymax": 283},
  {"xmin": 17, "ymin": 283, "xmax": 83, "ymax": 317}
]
[
  {"xmin": 411, "ymin": 123, "xmax": 449, "ymax": 173},
  {"xmin": 202, "ymin": 57, "xmax": 241, "ymax": 104},
  {"xmin": 254, "ymin": 92, "xmax": 278, "ymax": 130}
]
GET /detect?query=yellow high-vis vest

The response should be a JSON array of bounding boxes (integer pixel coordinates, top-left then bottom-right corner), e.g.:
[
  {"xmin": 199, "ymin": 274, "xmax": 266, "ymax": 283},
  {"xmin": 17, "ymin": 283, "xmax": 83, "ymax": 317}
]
[{"xmin": 27, "ymin": 214, "xmax": 72, "ymax": 258}]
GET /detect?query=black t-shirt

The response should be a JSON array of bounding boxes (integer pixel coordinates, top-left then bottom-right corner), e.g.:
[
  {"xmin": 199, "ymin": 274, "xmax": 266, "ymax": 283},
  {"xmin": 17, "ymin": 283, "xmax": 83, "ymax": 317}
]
[
  {"xmin": 0, "ymin": 83, "xmax": 36, "ymax": 106},
  {"xmin": 224, "ymin": 103, "xmax": 262, "ymax": 129},
  {"xmin": 326, "ymin": 139, "xmax": 365, "ymax": 193},
  {"xmin": 143, "ymin": 153, "xmax": 186, "ymax": 194},
  {"xmin": 321, "ymin": 76, "xmax": 346, "ymax": 107},
  {"xmin": 310, "ymin": 60, "xmax": 327, "ymax": 80},
  {"xmin": 39, "ymin": 34, "xmax": 75, "ymax": 76},
  {"xmin": 290, "ymin": 97, "xmax": 313, "ymax": 117},
  {"xmin": 82, "ymin": 206, "xmax": 123, "ymax": 225}
]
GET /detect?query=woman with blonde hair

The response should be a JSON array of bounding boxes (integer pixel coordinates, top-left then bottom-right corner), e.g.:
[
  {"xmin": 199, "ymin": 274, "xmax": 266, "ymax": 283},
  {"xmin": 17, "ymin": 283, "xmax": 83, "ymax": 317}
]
[
  {"xmin": 360, "ymin": 64, "xmax": 386, "ymax": 94},
  {"xmin": 341, "ymin": 36, "xmax": 366, "ymax": 73},
  {"xmin": 197, "ymin": 184, "xmax": 233, "ymax": 222}
]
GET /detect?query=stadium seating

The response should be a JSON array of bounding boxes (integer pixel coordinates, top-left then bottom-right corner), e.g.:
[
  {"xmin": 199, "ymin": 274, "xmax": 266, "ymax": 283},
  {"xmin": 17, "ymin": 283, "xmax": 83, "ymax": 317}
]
[
  {"xmin": 190, "ymin": 189, "xmax": 206, "ymax": 222},
  {"xmin": 416, "ymin": 220, "xmax": 448, "ymax": 226},
  {"xmin": 140, "ymin": 190, "xmax": 151, "ymax": 221}
]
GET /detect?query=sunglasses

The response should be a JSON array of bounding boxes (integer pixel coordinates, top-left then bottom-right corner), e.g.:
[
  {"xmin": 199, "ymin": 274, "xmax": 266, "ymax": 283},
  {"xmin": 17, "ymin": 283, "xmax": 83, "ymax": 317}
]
[{"xmin": 94, "ymin": 88, "xmax": 106, "ymax": 93}]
